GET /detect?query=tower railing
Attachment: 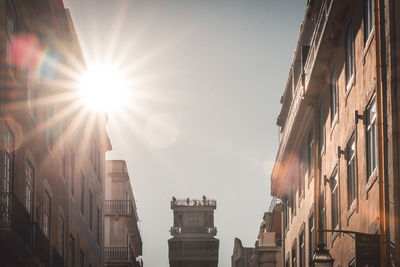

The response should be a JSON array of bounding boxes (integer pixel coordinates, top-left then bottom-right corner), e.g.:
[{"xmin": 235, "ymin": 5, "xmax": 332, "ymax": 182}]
[
  {"xmin": 171, "ymin": 198, "xmax": 216, "ymax": 208},
  {"xmin": 170, "ymin": 226, "xmax": 217, "ymax": 235}
]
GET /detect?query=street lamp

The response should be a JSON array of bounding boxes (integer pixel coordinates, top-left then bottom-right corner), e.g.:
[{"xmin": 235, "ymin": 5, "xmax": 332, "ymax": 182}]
[{"xmin": 312, "ymin": 242, "xmax": 334, "ymax": 267}]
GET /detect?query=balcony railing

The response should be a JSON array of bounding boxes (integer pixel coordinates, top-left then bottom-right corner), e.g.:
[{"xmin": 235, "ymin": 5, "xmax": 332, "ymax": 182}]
[
  {"xmin": 32, "ymin": 222, "xmax": 50, "ymax": 266},
  {"xmin": 304, "ymin": 0, "xmax": 333, "ymax": 87},
  {"xmin": 170, "ymin": 226, "xmax": 217, "ymax": 235},
  {"xmin": 0, "ymin": 192, "xmax": 31, "ymax": 244},
  {"xmin": 104, "ymin": 247, "xmax": 134, "ymax": 263},
  {"xmin": 105, "ymin": 200, "xmax": 133, "ymax": 215}
]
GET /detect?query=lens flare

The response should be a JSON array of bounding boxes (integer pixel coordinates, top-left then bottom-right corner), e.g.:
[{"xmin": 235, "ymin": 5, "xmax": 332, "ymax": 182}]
[{"xmin": 78, "ymin": 63, "xmax": 128, "ymax": 112}]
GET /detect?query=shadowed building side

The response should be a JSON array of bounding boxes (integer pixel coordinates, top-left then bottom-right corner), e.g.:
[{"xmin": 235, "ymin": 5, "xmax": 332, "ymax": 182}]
[{"xmin": 0, "ymin": 0, "xmax": 111, "ymax": 267}]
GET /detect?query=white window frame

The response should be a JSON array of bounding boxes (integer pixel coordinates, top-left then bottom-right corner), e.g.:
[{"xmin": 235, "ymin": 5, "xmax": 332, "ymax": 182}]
[
  {"xmin": 345, "ymin": 22, "xmax": 354, "ymax": 88},
  {"xmin": 347, "ymin": 135, "xmax": 357, "ymax": 208},
  {"xmin": 366, "ymin": 98, "xmax": 377, "ymax": 179}
]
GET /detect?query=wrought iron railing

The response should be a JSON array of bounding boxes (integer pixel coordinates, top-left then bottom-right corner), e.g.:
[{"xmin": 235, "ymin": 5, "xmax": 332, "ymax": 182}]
[
  {"xmin": 171, "ymin": 198, "xmax": 216, "ymax": 208},
  {"xmin": 104, "ymin": 200, "xmax": 133, "ymax": 215},
  {"xmin": 104, "ymin": 247, "xmax": 134, "ymax": 263},
  {"xmin": 0, "ymin": 192, "xmax": 31, "ymax": 244},
  {"xmin": 170, "ymin": 226, "xmax": 217, "ymax": 235}
]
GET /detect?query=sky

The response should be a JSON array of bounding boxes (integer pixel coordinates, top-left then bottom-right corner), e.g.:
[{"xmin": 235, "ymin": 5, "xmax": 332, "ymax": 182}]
[{"xmin": 64, "ymin": 1, "xmax": 306, "ymax": 266}]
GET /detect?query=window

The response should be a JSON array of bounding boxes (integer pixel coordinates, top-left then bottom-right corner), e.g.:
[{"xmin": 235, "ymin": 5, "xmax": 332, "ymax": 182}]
[
  {"xmin": 291, "ymin": 242, "xmax": 297, "ymax": 267},
  {"xmin": 318, "ymin": 102, "xmax": 325, "ymax": 153},
  {"xmin": 58, "ymin": 216, "xmax": 65, "ymax": 258},
  {"xmin": 367, "ymin": 99, "xmax": 377, "ymax": 179},
  {"xmin": 2, "ymin": 127, "xmax": 14, "ymax": 194},
  {"xmin": 96, "ymin": 207, "xmax": 101, "ymax": 245},
  {"xmin": 299, "ymin": 146, "xmax": 306, "ymax": 196},
  {"xmin": 299, "ymin": 230, "xmax": 306, "ymax": 267},
  {"xmin": 347, "ymin": 135, "xmax": 357, "ymax": 207},
  {"xmin": 290, "ymin": 187, "xmax": 296, "ymax": 216},
  {"xmin": 309, "ymin": 213, "xmax": 315, "ymax": 262},
  {"xmin": 69, "ymin": 149, "xmax": 75, "ymax": 196},
  {"xmin": 80, "ymin": 249, "xmax": 85, "ymax": 267},
  {"xmin": 308, "ymin": 130, "xmax": 314, "ymax": 175},
  {"xmin": 331, "ymin": 169, "xmax": 339, "ymax": 229},
  {"xmin": 330, "ymin": 67, "xmax": 338, "ymax": 122},
  {"xmin": 80, "ymin": 174, "xmax": 84, "ymax": 215},
  {"xmin": 61, "ymin": 150, "xmax": 66, "ymax": 180},
  {"xmin": 364, "ymin": 0, "xmax": 374, "ymax": 44},
  {"xmin": 6, "ymin": 0, "xmax": 16, "ymax": 67},
  {"xmin": 91, "ymin": 141, "xmax": 101, "ymax": 181},
  {"xmin": 25, "ymin": 160, "xmax": 34, "ymax": 215},
  {"xmin": 89, "ymin": 191, "xmax": 93, "ymax": 230},
  {"xmin": 69, "ymin": 235, "xmax": 75, "ymax": 267},
  {"xmin": 284, "ymin": 199, "xmax": 289, "ymax": 232},
  {"xmin": 345, "ymin": 22, "xmax": 354, "ymax": 86},
  {"xmin": 44, "ymin": 190, "xmax": 51, "ymax": 238},
  {"xmin": 1, "ymin": 127, "xmax": 14, "ymax": 223}
]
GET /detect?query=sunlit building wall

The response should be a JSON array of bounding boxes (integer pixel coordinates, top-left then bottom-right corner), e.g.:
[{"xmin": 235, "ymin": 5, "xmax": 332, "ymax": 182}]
[
  {"xmin": 271, "ymin": 0, "xmax": 400, "ymax": 266},
  {"xmin": 104, "ymin": 160, "xmax": 143, "ymax": 267},
  {"xmin": 0, "ymin": 0, "xmax": 111, "ymax": 267}
]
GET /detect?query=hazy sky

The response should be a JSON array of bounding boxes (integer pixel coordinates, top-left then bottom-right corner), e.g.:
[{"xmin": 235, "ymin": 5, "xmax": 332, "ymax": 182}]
[{"xmin": 64, "ymin": 1, "xmax": 306, "ymax": 266}]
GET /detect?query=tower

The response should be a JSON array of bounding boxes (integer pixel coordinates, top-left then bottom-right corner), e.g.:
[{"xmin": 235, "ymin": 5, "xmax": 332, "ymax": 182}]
[{"xmin": 168, "ymin": 196, "xmax": 219, "ymax": 267}]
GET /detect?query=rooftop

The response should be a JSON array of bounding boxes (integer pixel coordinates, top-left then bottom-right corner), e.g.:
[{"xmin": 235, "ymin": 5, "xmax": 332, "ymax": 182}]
[{"xmin": 171, "ymin": 196, "xmax": 217, "ymax": 209}]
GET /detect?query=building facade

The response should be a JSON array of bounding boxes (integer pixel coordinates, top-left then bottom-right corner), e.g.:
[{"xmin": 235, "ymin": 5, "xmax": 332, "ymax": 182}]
[
  {"xmin": 168, "ymin": 196, "xmax": 219, "ymax": 267},
  {"xmin": 250, "ymin": 201, "xmax": 282, "ymax": 267},
  {"xmin": 104, "ymin": 160, "xmax": 143, "ymax": 267},
  {"xmin": 0, "ymin": 0, "xmax": 110, "ymax": 266},
  {"xmin": 271, "ymin": 0, "xmax": 400, "ymax": 266},
  {"xmin": 231, "ymin": 238, "xmax": 254, "ymax": 267}
]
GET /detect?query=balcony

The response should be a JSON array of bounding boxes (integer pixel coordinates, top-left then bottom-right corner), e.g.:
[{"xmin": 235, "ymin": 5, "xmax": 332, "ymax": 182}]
[
  {"xmin": 0, "ymin": 192, "xmax": 31, "ymax": 245},
  {"xmin": 170, "ymin": 226, "xmax": 217, "ymax": 236},
  {"xmin": 304, "ymin": 0, "xmax": 333, "ymax": 88},
  {"xmin": 105, "ymin": 247, "xmax": 134, "ymax": 264},
  {"xmin": 272, "ymin": 0, "xmax": 336, "ymax": 196},
  {"xmin": 32, "ymin": 222, "xmax": 50, "ymax": 266},
  {"xmin": 105, "ymin": 200, "xmax": 133, "ymax": 215},
  {"xmin": 51, "ymin": 247, "xmax": 64, "ymax": 267}
]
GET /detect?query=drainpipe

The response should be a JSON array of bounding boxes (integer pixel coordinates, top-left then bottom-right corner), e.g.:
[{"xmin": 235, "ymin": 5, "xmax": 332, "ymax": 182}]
[{"xmin": 374, "ymin": 0, "xmax": 388, "ymax": 265}]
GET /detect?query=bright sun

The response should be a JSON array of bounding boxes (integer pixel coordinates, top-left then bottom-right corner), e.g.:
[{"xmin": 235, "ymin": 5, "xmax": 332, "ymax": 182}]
[{"xmin": 78, "ymin": 63, "xmax": 128, "ymax": 112}]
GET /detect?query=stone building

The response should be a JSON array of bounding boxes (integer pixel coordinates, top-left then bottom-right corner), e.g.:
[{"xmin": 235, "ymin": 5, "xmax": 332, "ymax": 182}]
[
  {"xmin": 0, "ymin": 0, "xmax": 110, "ymax": 266},
  {"xmin": 168, "ymin": 196, "xmax": 219, "ymax": 267},
  {"xmin": 271, "ymin": 0, "xmax": 400, "ymax": 266},
  {"xmin": 251, "ymin": 200, "xmax": 282, "ymax": 267},
  {"xmin": 104, "ymin": 160, "xmax": 143, "ymax": 267},
  {"xmin": 231, "ymin": 238, "xmax": 254, "ymax": 267}
]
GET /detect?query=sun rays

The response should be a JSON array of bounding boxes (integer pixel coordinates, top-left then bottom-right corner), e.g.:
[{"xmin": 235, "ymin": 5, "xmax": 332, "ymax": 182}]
[{"xmin": 77, "ymin": 63, "xmax": 129, "ymax": 112}]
